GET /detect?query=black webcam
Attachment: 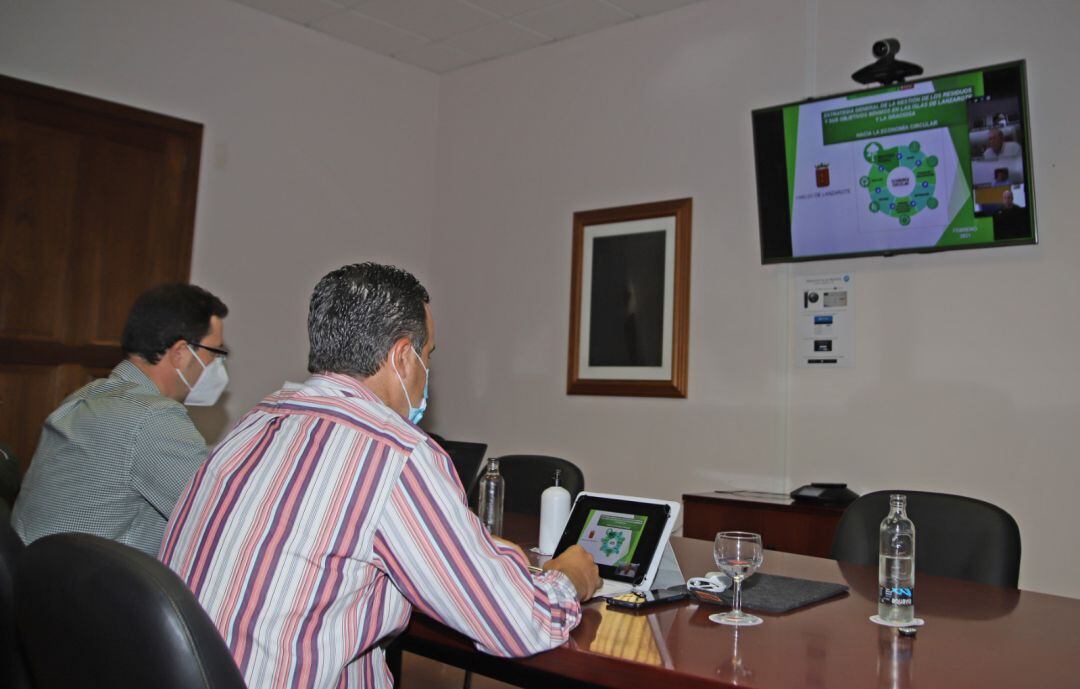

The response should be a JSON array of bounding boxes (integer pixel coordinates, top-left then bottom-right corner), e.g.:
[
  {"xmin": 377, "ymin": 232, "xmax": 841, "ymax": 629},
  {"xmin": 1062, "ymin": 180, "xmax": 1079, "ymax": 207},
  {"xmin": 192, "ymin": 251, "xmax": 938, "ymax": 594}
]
[{"xmin": 852, "ymin": 38, "xmax": 923, "ymax": 86}]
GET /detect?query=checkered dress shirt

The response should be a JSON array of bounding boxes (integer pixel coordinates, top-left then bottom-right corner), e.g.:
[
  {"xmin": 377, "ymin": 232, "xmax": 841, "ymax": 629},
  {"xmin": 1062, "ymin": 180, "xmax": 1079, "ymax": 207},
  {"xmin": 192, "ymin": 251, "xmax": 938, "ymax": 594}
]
[{"xmin": 11, "ymin": 360, "xmax": 208, "ymax": 555}]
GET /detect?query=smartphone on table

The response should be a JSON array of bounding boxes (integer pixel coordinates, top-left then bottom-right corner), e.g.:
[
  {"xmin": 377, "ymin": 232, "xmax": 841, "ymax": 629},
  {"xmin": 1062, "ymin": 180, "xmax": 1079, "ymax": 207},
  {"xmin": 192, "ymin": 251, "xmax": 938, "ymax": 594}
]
[{"xmin": 605, "ymin": 585, "xmax": 690, "ymax": 610}]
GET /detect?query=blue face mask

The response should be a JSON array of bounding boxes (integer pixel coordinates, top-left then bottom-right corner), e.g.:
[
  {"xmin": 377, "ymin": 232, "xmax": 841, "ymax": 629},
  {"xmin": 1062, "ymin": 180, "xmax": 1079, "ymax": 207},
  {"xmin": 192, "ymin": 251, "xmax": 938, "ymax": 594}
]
[{"xmin": 392, "ymin": 346, "xmax": 429, "ymax": 424}]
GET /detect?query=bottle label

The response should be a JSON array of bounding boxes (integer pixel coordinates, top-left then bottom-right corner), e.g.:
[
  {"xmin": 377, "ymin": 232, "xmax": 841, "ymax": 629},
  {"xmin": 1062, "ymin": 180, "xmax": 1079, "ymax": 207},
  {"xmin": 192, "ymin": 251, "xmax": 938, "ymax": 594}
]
[{"xmin": 879, "ymin": 586, "xmax": 914, "ymax": 607}]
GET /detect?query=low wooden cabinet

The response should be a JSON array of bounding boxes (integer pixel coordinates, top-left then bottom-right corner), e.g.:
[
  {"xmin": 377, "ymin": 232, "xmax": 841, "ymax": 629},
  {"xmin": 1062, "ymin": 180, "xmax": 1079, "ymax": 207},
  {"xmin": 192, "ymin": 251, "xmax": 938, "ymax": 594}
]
[{"xmin": 682, "ymin": 492, "xmax": 847, "ymax": 558}]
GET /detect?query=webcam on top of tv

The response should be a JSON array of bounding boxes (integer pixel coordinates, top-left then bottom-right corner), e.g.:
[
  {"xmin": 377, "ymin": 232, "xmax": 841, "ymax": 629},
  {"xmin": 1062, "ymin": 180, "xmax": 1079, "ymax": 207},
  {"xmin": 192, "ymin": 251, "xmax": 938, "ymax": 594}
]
[{"xmin": 852, "ymin": 38, "xmax": 924, "ymax": 86}]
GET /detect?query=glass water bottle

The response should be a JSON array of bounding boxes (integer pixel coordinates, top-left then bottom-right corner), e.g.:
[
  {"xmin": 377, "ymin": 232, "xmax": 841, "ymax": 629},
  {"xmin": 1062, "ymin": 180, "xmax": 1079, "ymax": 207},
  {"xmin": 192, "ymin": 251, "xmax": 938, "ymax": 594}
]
[
  {"xmin": 878, "ymin": 494, "xmax": 916, "ymax": 624},
  {"xmin": 478, "ymin": 458, "xmax": 505, "ymax": 537}
]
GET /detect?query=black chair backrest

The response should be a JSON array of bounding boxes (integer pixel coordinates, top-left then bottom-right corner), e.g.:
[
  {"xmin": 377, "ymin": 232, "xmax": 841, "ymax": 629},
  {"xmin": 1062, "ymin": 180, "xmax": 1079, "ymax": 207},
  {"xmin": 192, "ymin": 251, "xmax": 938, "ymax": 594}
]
[
  {"xmin": 0, "ymin": 443, "xmax": 21, "ymax": 506},
  {"xmin": 0, "ymin": 499, "xmax": 32, "ymax": 689},
  {"xmin": 483, "ymin": 455, "xmax": 585, "ymax": 516},
  {"xmin": 16, "ymin": 533, "xmax": 247, "ymax": 689},
  {"xmin": 830, "ymin": 490, "xmax": 1021, "ymax": 588},
  {"xmin": 436, "ymin": 439, "xmax": 489, "ymax": 504}
]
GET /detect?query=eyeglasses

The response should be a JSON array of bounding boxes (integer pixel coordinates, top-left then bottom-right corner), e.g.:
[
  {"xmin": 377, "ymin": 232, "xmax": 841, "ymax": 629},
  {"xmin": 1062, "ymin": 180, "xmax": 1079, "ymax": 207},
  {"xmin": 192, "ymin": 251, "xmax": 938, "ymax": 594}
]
[{"xmin": 191, "ymin": 343, "xmax": 230, "ymax": 359}]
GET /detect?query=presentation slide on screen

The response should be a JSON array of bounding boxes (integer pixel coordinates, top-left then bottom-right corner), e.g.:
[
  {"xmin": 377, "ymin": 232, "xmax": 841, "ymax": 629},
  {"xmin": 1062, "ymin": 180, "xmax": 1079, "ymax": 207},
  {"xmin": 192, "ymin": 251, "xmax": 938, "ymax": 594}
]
[
  {"xmin": 783, "ymin": 71, "xmax": 1024, "ymax": 256},
  {"xmin": 577, "ymin": 509, "xmax": 648, "ymax": 572}
]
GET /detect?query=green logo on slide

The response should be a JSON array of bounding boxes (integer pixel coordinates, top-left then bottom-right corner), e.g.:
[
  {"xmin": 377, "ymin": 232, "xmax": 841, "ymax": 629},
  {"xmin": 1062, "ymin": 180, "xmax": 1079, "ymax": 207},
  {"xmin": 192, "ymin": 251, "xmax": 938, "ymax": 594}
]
[
  {"xmin": 859, "ymin": 140, "xmax": 938, "ymax": 227},
  {"xmin": 600, "ymin": 528, "xmax": 626, "ymax": 557}
]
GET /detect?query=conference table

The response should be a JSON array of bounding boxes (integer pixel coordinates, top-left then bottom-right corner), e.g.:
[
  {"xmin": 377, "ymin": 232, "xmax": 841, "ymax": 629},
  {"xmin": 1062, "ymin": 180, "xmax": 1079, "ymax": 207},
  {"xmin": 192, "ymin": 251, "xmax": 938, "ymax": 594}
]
[{"xmin": 398, "ymin": 515, "xmax": 1080, "ymax": 689}]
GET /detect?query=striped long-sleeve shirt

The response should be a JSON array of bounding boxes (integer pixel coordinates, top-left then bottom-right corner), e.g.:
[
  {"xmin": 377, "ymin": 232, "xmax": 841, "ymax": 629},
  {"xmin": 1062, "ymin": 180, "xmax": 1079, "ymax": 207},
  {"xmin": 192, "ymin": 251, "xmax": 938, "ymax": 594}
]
[{"xmin": 160, "ymin": 373, "xmax": 580, "ymax": 689}]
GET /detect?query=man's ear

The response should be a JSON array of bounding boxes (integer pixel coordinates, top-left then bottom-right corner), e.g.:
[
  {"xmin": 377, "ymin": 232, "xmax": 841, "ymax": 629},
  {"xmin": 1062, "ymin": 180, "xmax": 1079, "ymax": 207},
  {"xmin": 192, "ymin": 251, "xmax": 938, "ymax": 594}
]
[
  {"xmin": 164, "ymin": 339, "xmax": 189, "ymax": 367},
  {"xmin": 388, "ymin": 336, "xmax": 415, "ymax": 373}
]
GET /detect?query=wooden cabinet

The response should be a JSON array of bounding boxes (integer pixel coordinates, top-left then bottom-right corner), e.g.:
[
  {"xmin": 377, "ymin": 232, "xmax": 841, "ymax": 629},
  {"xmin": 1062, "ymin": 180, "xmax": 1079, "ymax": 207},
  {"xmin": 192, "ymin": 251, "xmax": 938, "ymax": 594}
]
[{"xmin": 682, "ymin": 492, "xmax": 847, "ymax": 558}]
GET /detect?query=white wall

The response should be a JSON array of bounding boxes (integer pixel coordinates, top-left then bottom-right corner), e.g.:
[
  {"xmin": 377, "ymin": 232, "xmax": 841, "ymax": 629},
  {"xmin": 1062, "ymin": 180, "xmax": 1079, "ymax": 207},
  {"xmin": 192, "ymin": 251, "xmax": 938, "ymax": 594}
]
[
  {"xmin": 4, "ymin": 0, "xmax": 1079, "ymax": 598},
  {"xmin": 0, "ymin": 0, "xmax": 440, "ymax": 434},
  {"xmin": 428, "ymin": 0, "xmax": 1080, "ymax": 597}
]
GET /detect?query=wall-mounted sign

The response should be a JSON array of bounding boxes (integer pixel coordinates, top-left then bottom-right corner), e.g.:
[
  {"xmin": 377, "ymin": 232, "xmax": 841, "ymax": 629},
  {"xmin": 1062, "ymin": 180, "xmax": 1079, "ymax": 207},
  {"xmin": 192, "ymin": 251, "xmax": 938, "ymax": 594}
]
[{"xmin": 795, "ymin": 273, "xmax": 854, "ymax": 368}]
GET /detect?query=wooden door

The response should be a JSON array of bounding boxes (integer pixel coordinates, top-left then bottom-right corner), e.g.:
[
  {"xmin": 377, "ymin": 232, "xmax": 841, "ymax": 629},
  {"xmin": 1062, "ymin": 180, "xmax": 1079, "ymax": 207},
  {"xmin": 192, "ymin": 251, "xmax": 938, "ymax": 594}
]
[{"xmin": 0, "ymin": 75, "xmax": 202, "ymax": 472}]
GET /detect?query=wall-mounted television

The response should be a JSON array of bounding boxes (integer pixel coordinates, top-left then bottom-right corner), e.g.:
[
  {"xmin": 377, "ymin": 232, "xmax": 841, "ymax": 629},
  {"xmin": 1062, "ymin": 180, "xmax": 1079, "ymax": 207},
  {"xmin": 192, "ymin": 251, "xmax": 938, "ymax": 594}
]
[{"xmin": 752, "ymin": 60, "xmax": 1037, "ymax": 264}]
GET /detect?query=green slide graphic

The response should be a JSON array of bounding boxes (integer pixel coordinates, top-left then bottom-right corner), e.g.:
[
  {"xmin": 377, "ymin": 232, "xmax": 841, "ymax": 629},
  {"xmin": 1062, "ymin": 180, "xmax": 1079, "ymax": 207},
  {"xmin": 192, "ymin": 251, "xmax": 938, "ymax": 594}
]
[
  {"xmin": 578, "ymin": 510, "xmax": 648, "ymax": 567},
  {"xmin": 859, "ymin": 140, "xmax": 938, "ymax": 227},
  {"xmin": 600, "ymin": 528, "xmax": 626, "ymax": 557}
]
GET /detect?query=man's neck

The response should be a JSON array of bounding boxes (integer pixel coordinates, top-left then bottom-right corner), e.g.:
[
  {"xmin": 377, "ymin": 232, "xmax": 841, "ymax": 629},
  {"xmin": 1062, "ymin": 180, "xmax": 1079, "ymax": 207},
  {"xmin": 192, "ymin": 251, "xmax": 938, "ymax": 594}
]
[
  {"xmin": 357, "ymin": 369, "xmax": 406, "ymax": 418},
  {"xmin": 129, "ymin": 355, "xmax": 176, "ymax": 400}
]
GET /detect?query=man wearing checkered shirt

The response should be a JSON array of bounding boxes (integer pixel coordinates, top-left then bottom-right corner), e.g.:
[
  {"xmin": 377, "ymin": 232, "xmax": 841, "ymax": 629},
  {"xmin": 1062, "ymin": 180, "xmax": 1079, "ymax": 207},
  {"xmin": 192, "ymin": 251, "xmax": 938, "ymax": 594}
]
[{"xmin": 11, "ymin": 284, "xmax": 229, "ymax": 556}]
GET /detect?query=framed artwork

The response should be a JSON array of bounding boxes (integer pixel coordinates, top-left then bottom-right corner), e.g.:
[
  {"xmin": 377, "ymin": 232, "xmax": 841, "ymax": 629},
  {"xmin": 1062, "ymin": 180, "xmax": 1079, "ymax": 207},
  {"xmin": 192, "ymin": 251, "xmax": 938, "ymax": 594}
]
[{"xmin": 567, "ymin": 197, "xmax": 691, "ymax": 397}]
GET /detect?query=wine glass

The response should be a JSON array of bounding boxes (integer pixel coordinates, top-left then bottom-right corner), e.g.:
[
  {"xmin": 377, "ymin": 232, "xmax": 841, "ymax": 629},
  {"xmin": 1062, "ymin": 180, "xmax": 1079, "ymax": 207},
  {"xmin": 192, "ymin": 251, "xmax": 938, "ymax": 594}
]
[{"xmin": 709, "ymin": 531, "xmax": 764, "ymax": 626}]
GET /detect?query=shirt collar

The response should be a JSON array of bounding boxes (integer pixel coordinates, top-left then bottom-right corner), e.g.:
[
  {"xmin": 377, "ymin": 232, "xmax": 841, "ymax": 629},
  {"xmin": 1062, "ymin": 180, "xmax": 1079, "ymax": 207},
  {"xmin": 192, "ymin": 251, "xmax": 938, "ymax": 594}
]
[
  {"xmin": 306, "ymin": 372, "xmax": 385, "ymax": 405},
  {"xmin": 112, "ymin": 359, "xmax": 165, "ymax": 397}
]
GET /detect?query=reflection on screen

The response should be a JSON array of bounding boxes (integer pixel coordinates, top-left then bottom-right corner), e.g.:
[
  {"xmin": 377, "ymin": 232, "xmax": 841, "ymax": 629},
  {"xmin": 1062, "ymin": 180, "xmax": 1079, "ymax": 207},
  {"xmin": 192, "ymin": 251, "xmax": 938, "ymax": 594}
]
[{"xmin": 577, "ymin": 509, "xmax": 648, "ymax": 576}]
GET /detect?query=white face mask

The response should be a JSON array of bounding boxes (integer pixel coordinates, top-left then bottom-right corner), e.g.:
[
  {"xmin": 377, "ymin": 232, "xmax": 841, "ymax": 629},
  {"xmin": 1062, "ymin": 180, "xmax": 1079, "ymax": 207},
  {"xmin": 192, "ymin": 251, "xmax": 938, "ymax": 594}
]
[{"xmin": 176, "ymin": 345, "xmax": 229, "ymax": 406}]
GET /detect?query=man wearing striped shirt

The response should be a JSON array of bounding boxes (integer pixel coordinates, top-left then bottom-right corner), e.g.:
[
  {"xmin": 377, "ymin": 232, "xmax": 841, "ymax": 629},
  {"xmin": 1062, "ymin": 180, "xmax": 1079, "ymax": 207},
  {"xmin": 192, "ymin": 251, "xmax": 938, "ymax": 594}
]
[{"xmin": 161, "ymin": 263, "xmax": 599, "ymax": 689}]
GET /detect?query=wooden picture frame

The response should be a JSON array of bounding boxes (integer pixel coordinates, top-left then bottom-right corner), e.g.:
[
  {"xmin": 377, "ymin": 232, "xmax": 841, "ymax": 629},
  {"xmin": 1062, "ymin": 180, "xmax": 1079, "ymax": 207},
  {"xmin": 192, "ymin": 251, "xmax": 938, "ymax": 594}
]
[{"xmin": 567, "ymin": 198, "xmax": 691, "ymax": 398}]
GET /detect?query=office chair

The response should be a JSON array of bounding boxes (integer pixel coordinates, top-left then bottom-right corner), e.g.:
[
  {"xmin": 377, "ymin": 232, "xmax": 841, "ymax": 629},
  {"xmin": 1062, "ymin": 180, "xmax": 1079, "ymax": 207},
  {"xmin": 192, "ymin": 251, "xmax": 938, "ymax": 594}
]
[
  {"xmin": 830, "ymin": 490, "xmax": 1021, "ymax": 588},
  {"xmin": 0, "ymin": 499, "xmax": 32, "ymax": 689},
  {"xmin": 0, "ymin": 442, "xmax": 21, "ymax": 506},
  {"xmin": 480, "ymin": 455, "xmax": 585, "ymax": 516},
  {"xmin": 16, "ymin": 533, "xmax": 247, "ymax": 689}
]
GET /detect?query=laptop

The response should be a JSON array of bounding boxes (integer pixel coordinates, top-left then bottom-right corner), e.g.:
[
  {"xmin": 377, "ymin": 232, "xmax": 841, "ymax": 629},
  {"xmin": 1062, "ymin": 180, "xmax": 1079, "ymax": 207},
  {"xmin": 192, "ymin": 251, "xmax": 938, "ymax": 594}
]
[
  {"xmin": 436, "ymin": 439, "xmax": 488, "ymax": 504},
  {"xmin": 551, "ymin": 492, "xmax": 682, "ymax": 600}
]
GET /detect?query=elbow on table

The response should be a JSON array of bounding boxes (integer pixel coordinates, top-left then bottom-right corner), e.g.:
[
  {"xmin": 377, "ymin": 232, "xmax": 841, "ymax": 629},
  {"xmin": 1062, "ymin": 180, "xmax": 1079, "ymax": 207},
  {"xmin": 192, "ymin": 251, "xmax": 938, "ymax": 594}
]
[
  {"xmin": 477, "ymin": 628, "xmax": 572, "ymax": 659},
  {"xmin": 476, "ymin": 607, "xmax": 579, "ymax": 658}
]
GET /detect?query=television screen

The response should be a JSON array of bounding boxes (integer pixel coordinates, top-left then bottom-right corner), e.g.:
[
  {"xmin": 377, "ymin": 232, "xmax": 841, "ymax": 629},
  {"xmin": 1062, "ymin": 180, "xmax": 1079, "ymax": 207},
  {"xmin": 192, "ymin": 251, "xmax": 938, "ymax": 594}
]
[{"xmin": 752, "ymin": 60, "xmax": 1037, "ymax": 263}]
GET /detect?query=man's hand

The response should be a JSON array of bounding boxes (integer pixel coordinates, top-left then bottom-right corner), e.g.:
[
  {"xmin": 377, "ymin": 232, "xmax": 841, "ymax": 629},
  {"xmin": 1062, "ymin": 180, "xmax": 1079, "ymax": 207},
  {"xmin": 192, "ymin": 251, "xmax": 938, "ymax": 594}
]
[{"xmin": 542, "ymin": 545, "xmax": 600, "ymax": 601}]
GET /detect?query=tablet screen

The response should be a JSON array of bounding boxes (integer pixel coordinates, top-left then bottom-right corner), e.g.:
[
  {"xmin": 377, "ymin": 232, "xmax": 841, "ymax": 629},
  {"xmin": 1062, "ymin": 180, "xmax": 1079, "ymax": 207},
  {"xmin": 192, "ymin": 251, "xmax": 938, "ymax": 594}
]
[{"xmin": 554, "ymin": 495, "xmax": 671, "ymax": 585}]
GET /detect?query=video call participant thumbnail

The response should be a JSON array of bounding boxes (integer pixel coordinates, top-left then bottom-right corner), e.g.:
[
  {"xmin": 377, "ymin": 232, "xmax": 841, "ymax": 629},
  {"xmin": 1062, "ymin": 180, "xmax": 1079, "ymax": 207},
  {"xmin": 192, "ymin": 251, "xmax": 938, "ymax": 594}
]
[
  {"xmin": 993, "ymin": 187, "xmax": 1029, "ymax": 240},
  {"xmin": 983, "ymin": 126, "xmax": 1022, "ymax": 160}
]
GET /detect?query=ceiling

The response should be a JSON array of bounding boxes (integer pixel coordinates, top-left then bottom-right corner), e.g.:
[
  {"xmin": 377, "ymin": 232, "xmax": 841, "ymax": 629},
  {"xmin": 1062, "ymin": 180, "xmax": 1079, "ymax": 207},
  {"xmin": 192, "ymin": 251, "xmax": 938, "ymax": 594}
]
[{"xmin": 227, "ymin": 0, "xmax": 709, "ymax": 73}]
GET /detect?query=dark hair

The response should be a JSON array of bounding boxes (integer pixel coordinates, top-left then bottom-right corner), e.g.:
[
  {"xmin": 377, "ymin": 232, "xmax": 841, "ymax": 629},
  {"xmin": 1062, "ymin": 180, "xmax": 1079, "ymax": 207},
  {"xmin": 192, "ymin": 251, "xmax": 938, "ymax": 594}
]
[
  {"xmin": 307, "ymin": 263, "xmax": 430, "ymax": 377},
  {"xmin": 121, "ymin": 284, "xmax": 229, "ymax": 364}
]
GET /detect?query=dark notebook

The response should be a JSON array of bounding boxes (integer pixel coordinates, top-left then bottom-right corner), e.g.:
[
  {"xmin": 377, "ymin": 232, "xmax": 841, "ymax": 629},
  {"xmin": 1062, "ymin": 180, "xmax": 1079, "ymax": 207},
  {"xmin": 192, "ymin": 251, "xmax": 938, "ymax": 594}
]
[{"xmin": 693, "ymin": 573, "xmax": 849, "ymax": 613}]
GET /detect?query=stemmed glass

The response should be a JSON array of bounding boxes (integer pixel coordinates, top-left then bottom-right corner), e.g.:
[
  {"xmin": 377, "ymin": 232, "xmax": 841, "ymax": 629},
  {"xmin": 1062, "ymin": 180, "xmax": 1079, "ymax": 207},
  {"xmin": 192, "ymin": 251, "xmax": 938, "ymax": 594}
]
[{"xmin": 709, "ymin": 531, "xmax": 764, "ymax": 626}]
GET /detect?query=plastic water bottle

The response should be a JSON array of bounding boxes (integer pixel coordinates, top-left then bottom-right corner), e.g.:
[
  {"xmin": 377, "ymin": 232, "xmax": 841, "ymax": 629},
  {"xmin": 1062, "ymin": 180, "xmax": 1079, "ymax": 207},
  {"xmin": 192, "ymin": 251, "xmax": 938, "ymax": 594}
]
[
  {"xmin": 878, "ymin": 493, "xmax": 916, "ymax": 624},
  {"xmin": 478, "ymin": 458, "xmax": 505, "ymax": 537},
  {"xmin": 538, "ymin": 469, "xmax": 571, "ymax": 555}
]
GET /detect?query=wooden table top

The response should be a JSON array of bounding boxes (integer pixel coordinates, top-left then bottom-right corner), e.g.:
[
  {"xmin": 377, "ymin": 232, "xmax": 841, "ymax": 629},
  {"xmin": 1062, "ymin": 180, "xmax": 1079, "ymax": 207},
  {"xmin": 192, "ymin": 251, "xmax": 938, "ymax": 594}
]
[{"xmin": 401, "ymin": 517, "xmax": 1080, "ymax": 689}]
